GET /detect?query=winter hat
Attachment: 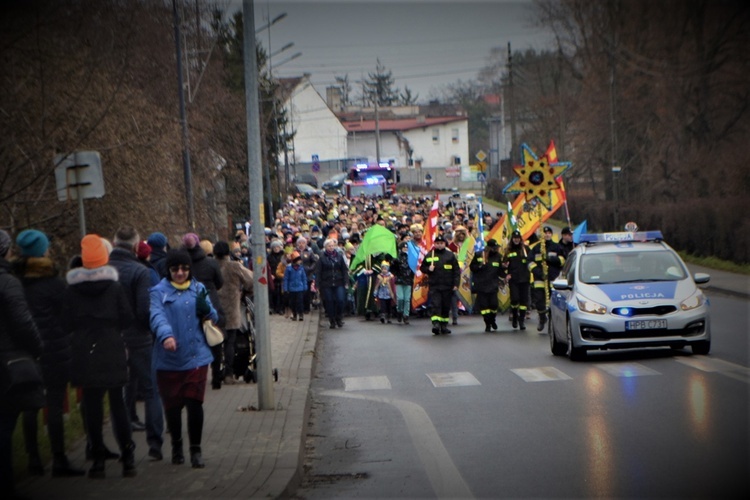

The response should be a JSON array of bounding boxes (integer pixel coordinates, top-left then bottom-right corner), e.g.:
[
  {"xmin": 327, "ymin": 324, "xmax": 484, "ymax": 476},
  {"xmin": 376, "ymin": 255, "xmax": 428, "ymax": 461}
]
[
  {"xmin": 199, "ymin": 239, "xmax": 214, "ymax": 256},
  {"xmin": 165, "ymin": 249, "xmax": 191, "ymax": 271},
  {"xmin": 0, "ymin": 230, "xmax": 11, "ymax": 258},
  {"xmin": 182, "ymin": 233, "xmax": 200, "ymax": 249},
  {"xmin": 213, "ymin": 241, "xmax": 230, "ymax": 258},
  {"xmin": 16, "ymin": 229, "xmax": 49, "ymax": 257},
  {"xmin": 81, "ymin": 234, "xmax": 109, "ymax": 269},
  {"xmin": 101, "ymin": 238, "xmax": 113, "ymax": 255},
  {"xmin": 136, "ymin": 241, "xmax": 152, "ymax": 260},
  {"xmin": 147, "ymin": 232, "xmax": 168, "ymax": 249}
]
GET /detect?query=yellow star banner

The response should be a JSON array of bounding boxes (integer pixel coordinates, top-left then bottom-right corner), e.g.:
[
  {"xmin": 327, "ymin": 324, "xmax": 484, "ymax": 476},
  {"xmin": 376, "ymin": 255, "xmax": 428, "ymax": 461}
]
[{"xmin": 503, "ymin": 143, "xmax": 571, "ymax": 210}]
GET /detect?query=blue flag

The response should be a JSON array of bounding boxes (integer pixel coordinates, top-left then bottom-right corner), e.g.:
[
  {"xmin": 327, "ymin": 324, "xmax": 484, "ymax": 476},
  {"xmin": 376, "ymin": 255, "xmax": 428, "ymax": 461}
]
[
  {"xmin": 573, "ymin": 220, "xmax": 588, "ymax": 244},
  {"xmin": 475, "ymin": 197, "xmax": 485, "ymax": 253}
]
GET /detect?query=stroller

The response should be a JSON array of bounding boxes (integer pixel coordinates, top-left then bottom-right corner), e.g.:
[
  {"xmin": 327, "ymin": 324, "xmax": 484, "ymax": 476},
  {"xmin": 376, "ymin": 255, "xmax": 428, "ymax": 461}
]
[{"xmin": 233, "ymin": 294, "xmax": 278, "ymax": 384}]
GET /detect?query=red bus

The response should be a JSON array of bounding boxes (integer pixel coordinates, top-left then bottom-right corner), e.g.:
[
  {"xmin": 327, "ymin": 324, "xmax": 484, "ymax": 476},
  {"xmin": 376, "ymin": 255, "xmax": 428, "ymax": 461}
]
[{"xmin": 345, "ymin": 162, "xmax": 398, "ymax": 198}]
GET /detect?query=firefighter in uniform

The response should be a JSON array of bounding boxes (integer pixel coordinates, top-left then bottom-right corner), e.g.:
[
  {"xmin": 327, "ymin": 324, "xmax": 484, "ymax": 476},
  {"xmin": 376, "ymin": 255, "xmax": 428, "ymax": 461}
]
[
  {"xmin": 420, "ymin": 235, "xmax": 460, "ymax": 335},
  {"xmin": 529, "ymin": 226, "xmax": 565, "ymax": 332},
  {"xmin": 503, "ymin": 230, "xmax": 531, "ymax": 330},
  {"xmin": 469, "ymin": 239, "xmax": 505, "ymax": 332}
]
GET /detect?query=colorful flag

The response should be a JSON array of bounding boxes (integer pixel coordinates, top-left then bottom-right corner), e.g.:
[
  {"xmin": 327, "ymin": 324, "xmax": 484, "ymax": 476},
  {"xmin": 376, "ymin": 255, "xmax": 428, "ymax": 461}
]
[
  {"xmin": 456, "ymin": 232, "xmax": 476, "ymax": 312},
  {"xmin": 349, "ymin": 224, "xmax": 397, "ymax": 270},
  {"xmin": 572, "ymin": 220, "xmax": 588, "ymax": 244},
  {"xmin": 411, "ymin": 197, "xmax": 440, "ymax": 309},
  {"xmin": 474, "ymin": 198, "xmax": 486, "ymax": 253}
]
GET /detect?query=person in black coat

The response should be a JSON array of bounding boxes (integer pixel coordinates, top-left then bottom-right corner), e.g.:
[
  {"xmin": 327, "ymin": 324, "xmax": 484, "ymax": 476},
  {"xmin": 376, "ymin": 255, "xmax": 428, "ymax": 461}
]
[
  {"xmin": 0, "ymin": 229, "xmax": 44, "ymax": 496},
  {"xmin": 503, "ymin": 230, "xmax": 531, "ymax": 330},
  {"xmin": 63, "ymin": 235, "xmax": 136, "ymax": 479},
  {"xmin": 420, "ymin": 235, "xmax": 460, "ymax": 335},
  {"xmin": 470, "ymin": 239, "xmax": 506, "ymax": 332},
  {"xmin": 313, "ymin": 238, "xmax": 349, "ymax": 329},
  {"xmin": 109, "ymin": 226, "xmax": 164, "ymax": 459},
  {"xmin": 13, "ymin": 229, "xmax": 85, "ymax": 477},
  {"xmin": 182, "ymin": 233, "xmax": 225, "ymax": 389}
]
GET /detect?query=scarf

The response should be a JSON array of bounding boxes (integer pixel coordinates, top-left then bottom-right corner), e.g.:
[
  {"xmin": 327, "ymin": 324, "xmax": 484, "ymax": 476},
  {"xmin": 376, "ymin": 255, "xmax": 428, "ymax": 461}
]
[{"xmin": 170, "ymin": 279, "xmax": 191, "ymax": 290}]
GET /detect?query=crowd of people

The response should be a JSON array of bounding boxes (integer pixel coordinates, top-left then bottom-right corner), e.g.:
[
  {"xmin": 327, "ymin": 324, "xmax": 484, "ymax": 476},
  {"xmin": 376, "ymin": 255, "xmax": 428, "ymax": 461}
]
[{"xmin": 0, "ymin": 191, "xmax": 575, "ymax": 495}]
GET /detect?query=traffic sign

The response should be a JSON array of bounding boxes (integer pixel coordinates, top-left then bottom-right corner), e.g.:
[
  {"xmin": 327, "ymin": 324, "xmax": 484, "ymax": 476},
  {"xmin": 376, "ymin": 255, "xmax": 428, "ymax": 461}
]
[
  {"xmin": 312, "ymin": 154, "xmax": 320, "ymax": 172},
  {"xmin": 477, "ymin": 172, "xmax": 486, "ymax": 183},
  {"xmin": 475, "ymin": 150, "xmax": 487, "ymax": 162}
]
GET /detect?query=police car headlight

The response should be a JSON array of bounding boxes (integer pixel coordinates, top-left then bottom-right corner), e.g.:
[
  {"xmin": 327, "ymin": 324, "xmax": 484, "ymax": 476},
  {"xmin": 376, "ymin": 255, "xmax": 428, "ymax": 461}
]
[
  {"xmin": 576, "ymin": 294, "xmax": 607, "ymax": 315},
  {"xmin": 680, "ymin": 290, "xmax": 705, "ymax": 311}
]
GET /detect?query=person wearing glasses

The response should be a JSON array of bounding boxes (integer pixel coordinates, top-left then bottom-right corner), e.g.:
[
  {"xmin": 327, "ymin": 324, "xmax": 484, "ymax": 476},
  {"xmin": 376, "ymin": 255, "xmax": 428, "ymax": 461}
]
[{"xmin": 150, "ymin": 249, "xmax": 218, "ymax": 469}]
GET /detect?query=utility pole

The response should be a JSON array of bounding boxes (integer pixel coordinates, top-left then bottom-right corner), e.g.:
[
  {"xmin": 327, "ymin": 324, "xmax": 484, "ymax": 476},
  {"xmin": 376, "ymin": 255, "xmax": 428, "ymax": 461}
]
[
  {"xmin": 375, "ymin": 99, "xmax": 381, "ymax": 165},
  {"xmin": 173, "ymin": 0, "xmax": 195, "ymax": 229},
  {"xmin": 243, "ymin": 0, "xmax": 274, "ymax": 410},
  {"xmin": 507, "ymin": 42, "xmax": 518, "ymax": 166},
  {"xmin": 609, "ymin": 32, "xmax": 619, "ymax": 230}
]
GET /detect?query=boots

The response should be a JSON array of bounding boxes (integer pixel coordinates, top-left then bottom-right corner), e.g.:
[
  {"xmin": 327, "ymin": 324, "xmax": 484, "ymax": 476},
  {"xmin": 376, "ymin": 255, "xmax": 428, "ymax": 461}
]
[
  {"xmin": 27, "ymin": 452, "xmax": 44, "ymax": 476},
  {"xmin": 483, "ymin": 316, "xmax": 492, "ymax": 332},
  {"xmin": 386, "ymin": 314, "xmax": 392, "ymax": 324},
  {"xmin": 52, "ymin": 454, "xmax": 85, "ymax": 477},
  {"xmin": 402, "ymin": 316, "xmax": 409, "ymax": 325},
  {"xmin": 88, "ymin": 450, "xmax": 106, "ymax": 479},
  {"xmin": 379, "ymin": 313, "xmax": 385, "ymax": 324},
  {"xmin": 432, "ymin": 321, "xmax": 441, "ymax": 335},
  {"xmin": 441, "ymin": 323, "xmax": 452, "ymax": 335},
  {"xmin": 537, "ymin": 312, "xmax": 547, "ymax": 332},
  {"xmin": 491, "ymin": 314, "xmax": 498, "ymax": 331},
  {"xmin": 396, "ymin": 312, "xmax": 402, "ymax": 323},
  {"xmin": 519, "ymin": 311, "xmax": 526, "ymax": 330},
  {"xmin": 512, "ymin": 309, "xmax": 518, "ymax": 329},
  {"xmin": 172, "ymin": 439, "xmax": 185, "ymax": 465},
  {"xmin": 190, "ymin": 445, "xmax": 205, "ymax": 469},
  {"xmin": 122, "ymin": 442, "xmax": 137, "ymax": 478}
]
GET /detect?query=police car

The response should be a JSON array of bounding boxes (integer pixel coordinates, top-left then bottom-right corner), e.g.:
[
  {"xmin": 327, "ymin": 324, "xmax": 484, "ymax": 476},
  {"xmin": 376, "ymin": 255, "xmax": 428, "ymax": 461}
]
[{"xmin": 548, "ymin": 230, "xmax": 711, "ymax": 360}]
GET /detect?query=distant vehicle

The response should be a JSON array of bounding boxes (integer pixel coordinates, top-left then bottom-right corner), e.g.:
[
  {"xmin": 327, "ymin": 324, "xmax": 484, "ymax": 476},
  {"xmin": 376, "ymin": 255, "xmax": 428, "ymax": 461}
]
[
  {"xmin": 294, "ymin": 183, "xmax": 324, "ymax": 198},
  {"xmin": 345, "ymin": 162, "xmax": 398, "ymax": 198},
  {"xmin": 292, "ymin": 173, "xmax": 318, "ymax": 188},
  {"xmin": 321, "ymin": 173, "xmax": 347, "ymax": 194},
  {"xmin": 548, "ymin": 230, "xmax": 711, "ymax": 360},
  {"xmin": 464, "ymin": 193, "xmax": 476, "ymax": 201}
]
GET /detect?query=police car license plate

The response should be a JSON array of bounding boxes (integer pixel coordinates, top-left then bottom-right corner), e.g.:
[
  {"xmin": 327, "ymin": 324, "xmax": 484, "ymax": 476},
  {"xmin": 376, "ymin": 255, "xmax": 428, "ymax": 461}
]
[{"xmin": 626, "ymin": 319, "xmax": 667, "ymax": 330}]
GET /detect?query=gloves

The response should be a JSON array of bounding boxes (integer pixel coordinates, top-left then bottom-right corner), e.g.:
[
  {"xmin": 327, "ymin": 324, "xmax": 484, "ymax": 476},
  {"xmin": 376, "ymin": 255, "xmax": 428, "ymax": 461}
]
[{"xmin": 196, "ymin": 288, "xmax": 211, "ymax": 319}]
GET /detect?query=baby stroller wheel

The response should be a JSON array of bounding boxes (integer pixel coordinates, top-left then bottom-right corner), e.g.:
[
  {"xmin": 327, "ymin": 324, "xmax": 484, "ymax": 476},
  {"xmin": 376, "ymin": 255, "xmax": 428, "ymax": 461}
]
[
  {"xmin": 273, "ymin": 368, "xmax": 279, "ymax": 382},
  {"xmin": 244, "ymin": 368, "xmax": 256, "ymax": 383}
]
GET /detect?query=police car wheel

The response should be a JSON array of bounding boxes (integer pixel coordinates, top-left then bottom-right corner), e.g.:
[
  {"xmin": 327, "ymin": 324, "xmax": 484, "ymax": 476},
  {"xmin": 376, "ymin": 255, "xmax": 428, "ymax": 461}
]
[
  {"xmin": 566, "ymin": 320, "xmax": 586, "ymax": 361},
  {"xmin": 549, "ymin": 319, "xmax": 566, "ymax": 356}
]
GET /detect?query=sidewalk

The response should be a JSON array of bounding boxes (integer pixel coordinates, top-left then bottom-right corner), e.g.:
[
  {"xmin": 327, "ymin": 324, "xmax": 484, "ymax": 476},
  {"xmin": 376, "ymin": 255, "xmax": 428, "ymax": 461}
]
[{"xmin": 17, "ymin": 311, "xmax": 319, "ymax": 499}]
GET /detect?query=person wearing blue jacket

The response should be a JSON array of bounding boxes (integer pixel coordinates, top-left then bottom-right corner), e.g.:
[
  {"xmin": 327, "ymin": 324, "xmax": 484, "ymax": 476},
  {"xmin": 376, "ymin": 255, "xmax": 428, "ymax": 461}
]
[
  {"xmin": 283, "ymin": 252, "xmax": 308, "ymax": 321},
  {"xmin": 150, "ymin": 249, "xmax": 218, "ymax": 469}
]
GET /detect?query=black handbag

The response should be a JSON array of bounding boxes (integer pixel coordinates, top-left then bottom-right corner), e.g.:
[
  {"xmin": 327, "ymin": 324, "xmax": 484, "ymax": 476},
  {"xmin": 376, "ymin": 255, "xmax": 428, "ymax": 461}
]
[{"xmin": 0, "ymin": 351, "xmax": 45, "ymax": 410}]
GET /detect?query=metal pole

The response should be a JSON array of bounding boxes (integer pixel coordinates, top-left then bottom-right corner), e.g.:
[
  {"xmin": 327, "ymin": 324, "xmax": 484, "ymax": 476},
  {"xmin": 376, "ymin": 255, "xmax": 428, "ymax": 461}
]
[
  {"xmin": 173, "ymin": 0, "xmax": 195, "ymax": 229},
  {"xmin": 74, "ymin": 153, "xmax": 86, "ymax": 237},
  {"xmin": 243, "ymin": 0, "xmax": 274, "ymax": 409}
]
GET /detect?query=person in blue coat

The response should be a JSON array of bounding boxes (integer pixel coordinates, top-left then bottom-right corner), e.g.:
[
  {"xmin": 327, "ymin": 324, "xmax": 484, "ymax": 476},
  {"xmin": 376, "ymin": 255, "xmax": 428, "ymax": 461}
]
[
  {"xmin": 150, "ymin": 249, "xmax": 218, "ymax": 469},
  {"xmin": 282, "ymin": 252, "xmax": 308, "ymax": 322}
]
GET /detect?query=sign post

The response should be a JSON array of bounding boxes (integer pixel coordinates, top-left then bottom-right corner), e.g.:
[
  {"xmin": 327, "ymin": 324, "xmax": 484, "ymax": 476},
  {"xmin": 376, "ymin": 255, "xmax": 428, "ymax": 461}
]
[{"xmin": 54, "ymin": 151, "xmax": 105, "ymax": 238}]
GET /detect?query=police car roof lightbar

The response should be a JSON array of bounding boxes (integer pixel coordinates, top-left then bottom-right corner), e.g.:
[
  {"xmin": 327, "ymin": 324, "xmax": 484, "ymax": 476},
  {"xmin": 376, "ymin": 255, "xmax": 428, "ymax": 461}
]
[{"xmin": 579, "ymin": 231, "xmax": 664, "ymax": 244}]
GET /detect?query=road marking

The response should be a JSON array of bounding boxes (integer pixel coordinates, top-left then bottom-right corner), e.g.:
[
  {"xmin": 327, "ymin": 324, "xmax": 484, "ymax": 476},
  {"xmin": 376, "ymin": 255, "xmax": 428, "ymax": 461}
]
[
  {"xmin": 595, "ymin": 362, "xmax": 661, "ymax": 377},
  {"xmin": 320, "ymin": 390, "xmax": 474, "ymax": 499},
  {"xmin": 343, "ymin": 375, "xmax": 392, "ymax": 391},
  {"xmin": 426, "ymin": 371, "xmax": 481, "ymax": 388},
  {"xmin": 675, "ymin": 357, "xmax": 750, "ymax": 384},
  {"xmin": 511, "ymin": 366, "xmax": 572, "ymax": 382}
]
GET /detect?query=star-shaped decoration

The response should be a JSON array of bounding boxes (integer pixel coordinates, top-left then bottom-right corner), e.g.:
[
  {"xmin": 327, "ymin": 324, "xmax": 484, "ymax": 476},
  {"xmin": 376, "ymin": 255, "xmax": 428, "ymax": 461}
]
[{"xmin": 503, "ymin": 143, "xmax": 571, "ymax": 209}]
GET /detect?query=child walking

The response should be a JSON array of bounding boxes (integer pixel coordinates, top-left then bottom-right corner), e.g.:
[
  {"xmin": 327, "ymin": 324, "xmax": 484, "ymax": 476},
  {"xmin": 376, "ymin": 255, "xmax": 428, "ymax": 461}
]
[
  {"xmin": 283, "ymin": 252, "xmax": 308, "ymax": 321},
  {"xmin": 374, "ymin": 261, "xmax": 397, "ymax": 323}
]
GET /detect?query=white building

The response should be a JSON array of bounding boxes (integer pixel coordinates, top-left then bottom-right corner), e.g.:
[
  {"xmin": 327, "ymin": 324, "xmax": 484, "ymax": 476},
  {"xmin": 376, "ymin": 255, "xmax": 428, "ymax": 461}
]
[{"xmin": 279, "ymin": 78, "xmax": 477, "ymax": 190}]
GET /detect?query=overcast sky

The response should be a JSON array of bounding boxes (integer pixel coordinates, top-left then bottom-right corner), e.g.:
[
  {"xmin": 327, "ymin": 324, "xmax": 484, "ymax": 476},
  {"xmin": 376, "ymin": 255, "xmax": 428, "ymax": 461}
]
[{"xmin": 229, "ymin": 0, "xmax": 554, "ymax": 102}]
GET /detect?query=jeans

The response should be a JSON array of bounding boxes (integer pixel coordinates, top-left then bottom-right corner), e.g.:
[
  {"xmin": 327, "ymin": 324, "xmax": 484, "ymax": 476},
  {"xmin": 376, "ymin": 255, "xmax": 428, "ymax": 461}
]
[
  {"xmin": 395, "ymin": 284, "xmax": 412, "ymax": 317},
  {"xmin": 126, "ymin": 345, "xmax": 164, "ymax": 452},
  {"xmin": 322, "ymin": 285, "xmax": 346, "ymax": 322}
]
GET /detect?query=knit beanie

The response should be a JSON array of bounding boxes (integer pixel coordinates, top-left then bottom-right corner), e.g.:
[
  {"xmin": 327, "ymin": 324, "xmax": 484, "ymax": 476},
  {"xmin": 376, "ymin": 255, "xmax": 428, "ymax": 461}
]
[
  {"xmin": 165, "ymin": 249, "xmax": 191, "ymax": 271},
  {"xmin": 182, "ymin": 232, "xmax": 200, "ymax": 249},
  {"xmin": 136, "ymin": 241, "xmax": 152, "ymax": 260},
  {"xmin": 147, "ymin": 232, "xmax": 168, "ymax": 249},
  {"xmin": 81, "ymin": 234, "xmax": 109, "ymax": 269},
  {"xmin": 16, "ymin": 229, "xmax": 50, "ymax": 257},
  {"xmin": 0, "ymin": 230, "xmax": 11, "ymax": 258}
]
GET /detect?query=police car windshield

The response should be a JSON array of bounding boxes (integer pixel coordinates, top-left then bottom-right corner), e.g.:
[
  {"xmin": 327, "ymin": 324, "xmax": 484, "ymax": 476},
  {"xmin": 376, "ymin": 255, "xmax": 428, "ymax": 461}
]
[{"xmin": 580, "ymin": 251, "xmax": 687, "ymax": 284}]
